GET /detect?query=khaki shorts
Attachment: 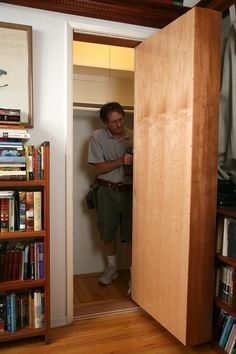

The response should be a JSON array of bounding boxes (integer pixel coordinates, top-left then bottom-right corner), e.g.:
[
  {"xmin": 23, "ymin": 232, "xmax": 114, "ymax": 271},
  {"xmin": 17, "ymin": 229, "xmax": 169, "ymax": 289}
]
[{"xmin": 96, "ymin": 186, "xmax": 132, "ymax": 242}]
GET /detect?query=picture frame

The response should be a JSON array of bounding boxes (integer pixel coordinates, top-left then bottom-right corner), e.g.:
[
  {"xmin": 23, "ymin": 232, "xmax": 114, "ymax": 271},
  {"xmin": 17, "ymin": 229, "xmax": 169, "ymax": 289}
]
[{"xmin": 0, "ymin": 21, "xmax": 33, "ymax": 128}]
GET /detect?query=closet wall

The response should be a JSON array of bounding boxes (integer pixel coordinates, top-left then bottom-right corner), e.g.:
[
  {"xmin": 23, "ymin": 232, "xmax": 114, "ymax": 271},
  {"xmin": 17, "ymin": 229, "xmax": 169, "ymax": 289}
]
[{"xmin": 73, "ymin": 62, "xmax": 134, "ymax": 275}]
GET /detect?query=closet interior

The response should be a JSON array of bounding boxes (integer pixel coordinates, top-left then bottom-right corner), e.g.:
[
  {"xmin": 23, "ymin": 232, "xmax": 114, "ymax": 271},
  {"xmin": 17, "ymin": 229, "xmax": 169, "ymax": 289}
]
[{"xmin": 72, "ymin": 40, "xmax": 138, "ymax": 318}]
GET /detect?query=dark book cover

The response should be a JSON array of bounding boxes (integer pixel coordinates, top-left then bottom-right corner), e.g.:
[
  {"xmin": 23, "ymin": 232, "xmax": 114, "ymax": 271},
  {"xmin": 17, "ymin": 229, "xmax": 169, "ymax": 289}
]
[{"xmin": 228, "ymin": 220, "xmax": 236, "ymax": 260}]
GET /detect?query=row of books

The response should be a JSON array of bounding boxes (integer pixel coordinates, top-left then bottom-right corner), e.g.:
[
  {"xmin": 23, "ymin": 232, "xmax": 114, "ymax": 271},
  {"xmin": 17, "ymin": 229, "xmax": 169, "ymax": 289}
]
[
  {"xmin": 0, "ymin": 141, "xmax": 48, "ymax": 181},
  {"xmin": 0, "ymin": 190, "xmax": 42, "ymax": 233},
  {"xmin": 215, "ymin": 311, "xmax": 236, "ymax": 353},
  {"xmin": 0, "ymin": 290, "xmax": 45, "ymax": 333},
  {"xmin": 216, "ymin": 217, "xmax": 236, "ymax": 260},
  {"xmin": 216, "ymin": 265, "xmax": 234, "ymax": 306},
  {"xmin": 0, "ymin": 240, "xmax": 44, "ymax": 281}
]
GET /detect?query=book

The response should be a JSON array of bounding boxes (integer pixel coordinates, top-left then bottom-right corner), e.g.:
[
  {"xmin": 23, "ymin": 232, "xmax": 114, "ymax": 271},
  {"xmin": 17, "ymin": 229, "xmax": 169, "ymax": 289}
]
[
  {"xmin": 216, "ymin": 217, "xmax": 224, "ymax": 253},
  {"xmin": 0, "ymin": 108, "xmax": 20, "ymax": 119},
  {"xmin": 10, "ymin": 293, "xmax": 16, "ymax": 333},
  {"xmin": 23, "ymin": 244, "xmax": 30, "ymax": 280},
  {"xmin": 0, "ymin": 156, "xmax": 26, "ymax": 163},
  {"xmin": 38, "ymin": 242, "xmax": 44, "ymax": 279},
  {"xmin": 219, "ymin": 315, "xmax": 235, "ymax": 348},
  {"xmin": 0, "ymin": 190, "xmax": 15, "ymax": 199},
  {"xmin": 228, "ymin": 220, "xmax": 236, "ymax": 260},
  {"xmin": 34, "ymin": 291, "xmax": 41, "ymax": 328},
  {"xmin": 26, "ymin": 192, "xmax": 34, "ymax": 232},
  {"xmin": 0, "ymin": 295, "xmax": 5, "ymax": 333},
  {"xmin": 19, "ymin": 192, "xmax": 26, "ymax": 232},
  {"xmin": 222, "ymin": 218, "xmax": 230, "ymax": 256},
  {"xmin": 225, "ymin": 322, "xmax": 236, "ymax": 352},
  {"xmin": 0, "ymin": 198, "xmax": 9, "ymax": 232},
  {"xmin": 29, "ymin": 242, "xmax": 35, "ymax": 280},
  {"xmin": 9, "ymin": 197, "xmax": 15, "ymax": 232},
  {"xmin": 34, "ymin": 192, "xmax": 42, "ymax": 231},
  {"xmin": 0, "ymin": 128, "xmax": 30, "ymax": 139}
]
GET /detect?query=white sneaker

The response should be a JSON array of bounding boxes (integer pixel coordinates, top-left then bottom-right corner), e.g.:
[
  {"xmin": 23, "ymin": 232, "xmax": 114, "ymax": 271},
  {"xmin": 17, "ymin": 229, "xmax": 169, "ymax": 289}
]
[
  {"xmin": 99, "ymin": 264, "xmax": 118, "ymax": 285},
  {"xmin": 127, "ymin": 278, "xmax": 132, "ymax": 296}
]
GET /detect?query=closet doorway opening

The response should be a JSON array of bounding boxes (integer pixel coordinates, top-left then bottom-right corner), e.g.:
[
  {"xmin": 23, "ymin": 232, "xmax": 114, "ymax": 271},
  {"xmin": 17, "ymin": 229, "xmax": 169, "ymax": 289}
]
[{"xmin": 72, "ymin": 34, "xmax": 140, "ymax": 319}]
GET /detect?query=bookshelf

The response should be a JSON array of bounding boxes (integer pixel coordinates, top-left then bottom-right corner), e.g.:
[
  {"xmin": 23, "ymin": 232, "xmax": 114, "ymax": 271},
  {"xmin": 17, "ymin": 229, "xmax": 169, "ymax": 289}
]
[
  {"xmin": 213, "ymin": 207, "xmax": 236, "ymax": 353},
  {"xmin": 0, "ymin": 142, "xmax": 50, "ymax": 344}
]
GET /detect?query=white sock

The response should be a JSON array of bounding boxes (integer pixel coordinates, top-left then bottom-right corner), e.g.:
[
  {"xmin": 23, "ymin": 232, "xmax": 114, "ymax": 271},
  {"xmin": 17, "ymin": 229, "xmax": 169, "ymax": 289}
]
[{"xmin": 108, "ymin": 255, "xmax": 116, "ymax": 269}]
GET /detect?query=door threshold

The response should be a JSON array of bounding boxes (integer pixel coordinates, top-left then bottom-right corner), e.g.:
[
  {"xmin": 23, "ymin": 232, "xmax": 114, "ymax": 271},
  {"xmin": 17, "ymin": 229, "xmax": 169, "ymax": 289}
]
[
  {"xmin": 74, "ymin": 297, "xmax": 140, "ymax": 321},
  {"xmin": 74, "ymin": 304, "xmax": 141, "ymax": 321}
]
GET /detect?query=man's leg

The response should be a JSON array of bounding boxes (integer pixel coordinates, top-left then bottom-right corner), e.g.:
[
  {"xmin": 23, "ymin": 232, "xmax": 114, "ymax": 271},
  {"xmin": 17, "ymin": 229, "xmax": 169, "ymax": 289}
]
[
  {"xmin": 97, "ymin": 187, "xmax": 119, "ymax": 285},
  {"xmin": 99, "ymin": 239, "xmax": 118, "ymax": 285}
]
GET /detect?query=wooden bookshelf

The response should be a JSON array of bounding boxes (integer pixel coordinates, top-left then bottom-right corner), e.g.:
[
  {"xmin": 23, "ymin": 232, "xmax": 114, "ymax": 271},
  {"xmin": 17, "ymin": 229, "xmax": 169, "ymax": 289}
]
[
  {"xmin": 0, "ymin": 142, "xmax": 50, "ymax": 343},
  {"xmin": 214, "ymin": 207, "xmax": 236, "ymax": 353}
]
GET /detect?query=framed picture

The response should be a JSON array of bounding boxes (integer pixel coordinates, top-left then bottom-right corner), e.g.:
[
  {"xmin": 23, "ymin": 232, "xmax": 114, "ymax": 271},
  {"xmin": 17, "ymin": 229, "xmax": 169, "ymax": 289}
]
[{"xmin": 0, "ymin": 22, "xmax": 33, "ymax": 128}]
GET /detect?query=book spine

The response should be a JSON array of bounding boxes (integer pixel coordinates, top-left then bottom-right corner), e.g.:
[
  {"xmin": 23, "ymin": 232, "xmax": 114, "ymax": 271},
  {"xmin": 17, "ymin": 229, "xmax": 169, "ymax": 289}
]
[
  {"xmin": 0, "ymin": 296, "xmax": 5, "ymax": 333},
  {"xmin": 23, "ymin": 244, "xmax": 30, "ymax": 280},
  {"xmin": 34, "ymin": 192, "xmax": 42, "ymax": 231},
  {"xmin": 10, "ymin": 293, "xmax": 16, "ymax": 333},
  {"xmin": 33, "ymin": 146, "xmax": 38, "ymax": 180},
  {"xmin": 28, "ymin": 146, "xmax": 34, "ymax": 180},
  {"xmin": 9, "ymin": 196, "xmax": 15, "ymax": 232},
  {"xmin": 30, "ymin": 242, "xmax": 35, "ymax": 280},
  {"xmin": 0, "ymin": 198, "xmax": 9, "ymax": 232},
  {"xmin": 19, "ymin": 191, "xmax": 26, "ymax": 232},
  {"xmin": 38, "ymin": 242, "xmax": 45, "ymax": 279},
  {"xmin": 6, "ymin": 295, "xmax": 11, "ymax": 332},
  {"xmin": 26, "ymin": 191, "xmax": 34, "ymax": 232},
  {"xmin": 34, "ymin": 291, "xmax": 41, "ymax": 328}
]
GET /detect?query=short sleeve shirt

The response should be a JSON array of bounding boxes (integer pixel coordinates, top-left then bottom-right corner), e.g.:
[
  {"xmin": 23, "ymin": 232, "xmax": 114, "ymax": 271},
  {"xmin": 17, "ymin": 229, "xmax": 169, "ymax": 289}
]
[{"xmin": 88, "ymin": 126, "xmax": 133, "ymax": 184}]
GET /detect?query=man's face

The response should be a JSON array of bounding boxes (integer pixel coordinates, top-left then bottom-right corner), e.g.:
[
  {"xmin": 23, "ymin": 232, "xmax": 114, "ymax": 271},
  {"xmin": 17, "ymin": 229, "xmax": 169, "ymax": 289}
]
[{"xmin": 107, "ymin": 111, "xmax": 125, "ymax": 136}]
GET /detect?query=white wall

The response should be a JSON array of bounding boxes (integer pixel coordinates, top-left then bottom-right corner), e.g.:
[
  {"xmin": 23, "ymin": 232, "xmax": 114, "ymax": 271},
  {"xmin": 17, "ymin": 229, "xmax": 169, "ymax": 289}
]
[{"xmin": 0, "ymin": 3, "xmax": 156, "ymax": 327}]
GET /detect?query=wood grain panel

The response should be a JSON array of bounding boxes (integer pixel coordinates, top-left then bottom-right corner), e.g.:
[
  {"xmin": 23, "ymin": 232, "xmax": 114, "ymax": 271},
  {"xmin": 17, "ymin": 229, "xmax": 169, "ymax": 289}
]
[
  {"xmin": 187, "ymin": 8, "xmax": 221, "ymax": 345},
  {"xmin": 132, "ymin": 7, "xmax": 220, "ymax": 345}
]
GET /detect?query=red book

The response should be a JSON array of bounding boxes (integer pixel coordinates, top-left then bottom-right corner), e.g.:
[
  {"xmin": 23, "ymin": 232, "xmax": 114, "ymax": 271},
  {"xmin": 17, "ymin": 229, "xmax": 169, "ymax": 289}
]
[
  {"xmin": 0, "ymin": 198, "xmax": 9, "ymax": 232},
  {"xmin": 26, "ymin": 192, "xmax": 34, "ymax": 232}
]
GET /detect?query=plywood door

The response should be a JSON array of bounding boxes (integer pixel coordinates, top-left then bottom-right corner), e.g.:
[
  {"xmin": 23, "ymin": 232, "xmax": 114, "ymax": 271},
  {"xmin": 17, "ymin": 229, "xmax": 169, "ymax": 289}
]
[{"xmin": 132, "ymin": 7, "xmax": 221, "ymax": 346}]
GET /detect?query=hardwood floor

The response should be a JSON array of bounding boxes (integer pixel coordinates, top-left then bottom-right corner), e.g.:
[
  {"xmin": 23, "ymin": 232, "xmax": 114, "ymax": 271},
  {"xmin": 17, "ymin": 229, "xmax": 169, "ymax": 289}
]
[
  {"xmin": 0, "ymin": 311, "xmax": 218, "ymax": 353},
  {"xmin": 74, "ymin": 270, "xmax": 139, "ymax": 318}
]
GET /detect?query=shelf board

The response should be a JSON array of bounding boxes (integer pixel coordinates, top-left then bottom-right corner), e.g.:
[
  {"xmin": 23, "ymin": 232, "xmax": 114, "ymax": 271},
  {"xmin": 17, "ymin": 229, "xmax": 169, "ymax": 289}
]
[
  {"xmin": 217, "ymin": 207, "xmax": 236, "ymax": 218},
  {"xmin": 0, "ymin": 327, "xmax": 46, "ymax": 343},
  {"xmin": 0, "ymin": 279, "xmax": 45, "ymax": 292},
  {"xmin": 0, "ymin": 180, "xmax": 46, "ymax": 188},
  {"xmin": 0, "ymin": 230, "xmax": 46, "ymax": 240},
  {"xmin": 216, "ymin": 254, "xmax": 236, "ymax": 267},
  {"xmin": 215, "ymin": 297, "xmax": 236, "ymax": 317}
]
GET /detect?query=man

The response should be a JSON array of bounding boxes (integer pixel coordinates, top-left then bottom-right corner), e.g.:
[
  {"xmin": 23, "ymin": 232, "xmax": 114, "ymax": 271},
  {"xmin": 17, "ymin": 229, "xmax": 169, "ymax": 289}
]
[{"xmin": 88, "ymin": 102, "xmax": 133, "ymax": 290}]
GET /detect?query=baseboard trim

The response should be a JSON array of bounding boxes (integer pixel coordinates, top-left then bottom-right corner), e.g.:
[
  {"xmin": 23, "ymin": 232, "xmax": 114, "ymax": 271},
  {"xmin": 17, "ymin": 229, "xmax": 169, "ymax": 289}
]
[{"xmin": 51, "ymin": 316, "xmax": 67, "ymax": 328}]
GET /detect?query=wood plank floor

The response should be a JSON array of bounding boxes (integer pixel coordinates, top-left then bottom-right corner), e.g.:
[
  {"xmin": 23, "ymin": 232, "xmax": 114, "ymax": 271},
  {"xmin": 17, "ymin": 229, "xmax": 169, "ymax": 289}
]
[
  {"xmin": 0, "ymin": 311, "xmax": 218, "ymax": 353},
  {"xmin": 74, "ymin": 270, "xmax": 139, "ymax": 318}
]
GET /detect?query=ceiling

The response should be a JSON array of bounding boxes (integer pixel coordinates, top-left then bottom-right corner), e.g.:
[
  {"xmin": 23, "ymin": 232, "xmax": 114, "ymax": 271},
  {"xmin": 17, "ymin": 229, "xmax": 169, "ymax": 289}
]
[{"xmin": 1, "ymin": 0, "xmax": 235, "ymax": 29}]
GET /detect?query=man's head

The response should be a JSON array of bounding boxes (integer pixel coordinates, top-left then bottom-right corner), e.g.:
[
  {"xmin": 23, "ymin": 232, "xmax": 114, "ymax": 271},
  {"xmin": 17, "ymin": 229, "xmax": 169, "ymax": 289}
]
[{"xmin": 100, "ymin": 102, "xmax": 125, "ymax": 137}]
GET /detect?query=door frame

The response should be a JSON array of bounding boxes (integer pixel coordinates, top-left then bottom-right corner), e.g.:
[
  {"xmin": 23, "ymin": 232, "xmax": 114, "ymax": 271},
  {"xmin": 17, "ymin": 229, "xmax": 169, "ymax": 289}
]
[{"xmin": 66, "ymin": 17, "xmax": 158, "ymax": 324}]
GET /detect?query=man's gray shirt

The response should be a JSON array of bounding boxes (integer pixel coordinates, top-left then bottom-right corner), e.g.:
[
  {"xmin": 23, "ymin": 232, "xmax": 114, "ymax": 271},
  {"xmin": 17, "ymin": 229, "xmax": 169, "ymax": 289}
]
[{"xmin": 88, "ymin": 126, "xmax": 133, "ymax": 184}]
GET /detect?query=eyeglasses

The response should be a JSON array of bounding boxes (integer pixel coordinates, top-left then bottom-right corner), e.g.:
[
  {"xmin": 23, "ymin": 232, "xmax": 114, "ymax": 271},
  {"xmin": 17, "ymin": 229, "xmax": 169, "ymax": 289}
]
[{"xmin": 108, "ymin": 117, "xmax": 124, "ymax": 126}]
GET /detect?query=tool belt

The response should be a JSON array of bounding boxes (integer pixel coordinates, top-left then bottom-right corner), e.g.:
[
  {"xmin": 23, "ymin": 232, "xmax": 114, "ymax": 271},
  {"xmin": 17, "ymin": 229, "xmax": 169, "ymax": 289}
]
[{"xmin": 97, "ymin": 178, "xmax": 132, "ymax": 192}]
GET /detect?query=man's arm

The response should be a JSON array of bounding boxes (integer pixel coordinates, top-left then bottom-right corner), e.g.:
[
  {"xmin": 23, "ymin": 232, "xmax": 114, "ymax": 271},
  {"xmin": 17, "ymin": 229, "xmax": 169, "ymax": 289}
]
[
  {"xmin": 94, "ymin": 154, "xmax": 133, "ymax": 176},
  {"xmin": 94, "ymin": 158, "xmax": 124, "ymax": 176}
]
